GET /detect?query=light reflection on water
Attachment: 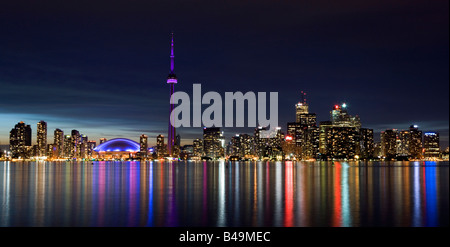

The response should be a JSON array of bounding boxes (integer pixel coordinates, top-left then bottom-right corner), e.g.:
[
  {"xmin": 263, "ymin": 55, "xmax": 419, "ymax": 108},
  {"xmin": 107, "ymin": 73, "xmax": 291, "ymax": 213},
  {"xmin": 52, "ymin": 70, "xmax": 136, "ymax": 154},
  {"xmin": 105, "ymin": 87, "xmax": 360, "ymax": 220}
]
[{"xmin": 0, "ymin": 161, "xmax": 448, "ymax": 227}]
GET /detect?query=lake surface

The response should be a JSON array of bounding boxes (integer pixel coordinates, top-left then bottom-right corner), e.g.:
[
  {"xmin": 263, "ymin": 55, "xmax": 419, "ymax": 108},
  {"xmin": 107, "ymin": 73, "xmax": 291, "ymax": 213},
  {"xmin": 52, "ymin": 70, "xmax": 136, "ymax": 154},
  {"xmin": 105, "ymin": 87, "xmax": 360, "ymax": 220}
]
[{"xmin": 0, "ymin": 161, "xmax": 448, "ymax": 227}]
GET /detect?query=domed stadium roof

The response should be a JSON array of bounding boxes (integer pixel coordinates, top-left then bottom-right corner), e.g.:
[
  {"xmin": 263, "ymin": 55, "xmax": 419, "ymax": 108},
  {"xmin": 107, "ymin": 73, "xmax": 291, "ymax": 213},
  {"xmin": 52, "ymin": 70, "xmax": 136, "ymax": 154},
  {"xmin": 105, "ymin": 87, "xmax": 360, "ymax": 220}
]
[{"xmin": 94, "ymin": 138, "xmax": 140, "ymax": 152}]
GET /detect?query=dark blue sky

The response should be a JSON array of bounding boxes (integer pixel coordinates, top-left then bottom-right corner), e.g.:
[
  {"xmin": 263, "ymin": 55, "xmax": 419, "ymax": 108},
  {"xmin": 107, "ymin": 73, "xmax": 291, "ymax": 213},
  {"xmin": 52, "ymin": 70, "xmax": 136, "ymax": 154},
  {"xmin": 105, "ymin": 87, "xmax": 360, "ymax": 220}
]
[{"xmin": 0, "ymin": 0, "xmax": 448, "ymax": 147}]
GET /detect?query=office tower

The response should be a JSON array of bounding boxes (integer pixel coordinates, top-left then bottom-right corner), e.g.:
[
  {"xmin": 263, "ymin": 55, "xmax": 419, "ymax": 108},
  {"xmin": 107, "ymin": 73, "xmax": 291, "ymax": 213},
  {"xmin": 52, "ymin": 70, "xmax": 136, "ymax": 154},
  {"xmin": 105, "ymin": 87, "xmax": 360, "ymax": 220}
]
[
  {"xmin": 71, "ymin": 130, "xmax": 80, "ymax": 159},
  {"xmin": 319, "ymin": 121, "xmax": 333, "ymax": 158},
  {"xmin": 63, "ymin": 135, "xmax": 71, "ymax": 158},
  {"xmin": 87, "ymin": 141, "xmax": 96, "ymax": 158},
  {"xmin": 327, "ymin": 127, "xmax": 359, "ymax": 159},
  {"xmin": 396, "ymin": 130, "xmax": 410, "ymax": 158},
  {"xmin": 330, "ymin": 103, "xmax": 361, "ymax": 130},
  {"xmin": 140, "ymin": 134, "xmax": 148, "ymax": 159},
  {"xmin": 156, "ymin": 134, "xmax": 165, "ymax": 158},
  {"xmin": 360, "ymin": 128, "xmax": 374, "ymax": 159},
  {"xmin": 409, "ymin": 125, "xmax": 423, "ymax": 159},
  {"xmin": 167, "ymin": 33, "xmax": 178, "ymax": 156},
  {"xmin": 54, "ymin": 129, "xmax": 64, "ymax": 158},
  {"xmin": 423, "ymin": 132, "xmax": 440, "ymax": 158},
  {"xmin": 9, "ymin": 121, "xmax": 32, "ymax": 158},
  {"xmin": 381, "ymin": 129, "xmax": 398, "ymax": 160},
  {"xmin": 193, "ymin": 138, "xmax": 204, "ymax": 158},
  {"xmin": 37, "ymin": 120, "xmax": 47, "ymax": 157},
  {"xmin": 295, "ymin": 91, "xmax": 309, "ymax": 122},
  {"xmin": 287, "ymin": 93, "xmax": 319, "ymax": 160},
  {"xmin": 203, "ymin": 127, "xmax": 223, "ymax": 159},
  {"xmin": 100, "ymin": 138, "xmax": 107, "ymax": 144}
]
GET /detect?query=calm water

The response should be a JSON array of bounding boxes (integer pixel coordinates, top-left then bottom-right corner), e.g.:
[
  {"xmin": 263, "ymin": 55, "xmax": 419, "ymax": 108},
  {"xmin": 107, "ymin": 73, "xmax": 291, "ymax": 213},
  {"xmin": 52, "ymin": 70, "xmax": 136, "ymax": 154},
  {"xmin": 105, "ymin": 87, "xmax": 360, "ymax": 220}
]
[{"xmin": 0, "ymin": 161, "xmax": 448, "ymax": 227}]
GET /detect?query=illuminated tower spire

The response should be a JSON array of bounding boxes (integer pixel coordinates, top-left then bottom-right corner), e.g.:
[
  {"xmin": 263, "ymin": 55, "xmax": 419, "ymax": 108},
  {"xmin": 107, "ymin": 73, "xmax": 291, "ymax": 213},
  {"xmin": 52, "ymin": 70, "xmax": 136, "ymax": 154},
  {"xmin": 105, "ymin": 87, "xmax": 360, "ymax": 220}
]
[{"xmin": 167, "ymin": 32, "xmax": 177, "ymax": 157}]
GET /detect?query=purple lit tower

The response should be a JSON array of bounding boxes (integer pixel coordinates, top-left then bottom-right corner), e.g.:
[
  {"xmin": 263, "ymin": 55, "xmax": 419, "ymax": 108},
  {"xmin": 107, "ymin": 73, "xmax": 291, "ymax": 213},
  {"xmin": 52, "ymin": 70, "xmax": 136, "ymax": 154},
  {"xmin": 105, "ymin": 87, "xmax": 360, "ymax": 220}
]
[{"xmin": 167, "ymin": 33, "xmax": 177, "ymax": 156}]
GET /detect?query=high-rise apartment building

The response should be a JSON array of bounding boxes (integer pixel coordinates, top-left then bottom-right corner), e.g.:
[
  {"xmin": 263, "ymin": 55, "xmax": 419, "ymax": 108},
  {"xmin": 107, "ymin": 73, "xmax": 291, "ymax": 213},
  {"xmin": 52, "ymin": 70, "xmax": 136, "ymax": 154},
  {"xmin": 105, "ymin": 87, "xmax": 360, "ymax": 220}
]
[
  {"xmin": 9, "ymin": 121, "xmax": 32, "ymax": 158},
  {"xmin": 140, "ymin": 134, "xmax": 148, "ymax": 159},
  {"xmin": 54, "ymin": 129, "xmax": 64, "ymax": 158},
  {"xmin": 37, "ymin": 121, "xmax": 47, "ymax": 157}
]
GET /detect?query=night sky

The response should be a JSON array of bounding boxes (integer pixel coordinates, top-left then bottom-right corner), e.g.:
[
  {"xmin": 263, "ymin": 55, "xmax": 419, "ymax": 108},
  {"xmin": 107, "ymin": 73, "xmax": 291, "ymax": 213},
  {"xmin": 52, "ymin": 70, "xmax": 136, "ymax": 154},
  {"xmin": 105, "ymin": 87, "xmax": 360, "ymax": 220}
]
[{"xmin": 0, "ymin": 0, "xmax": 448, "ymax": 148}]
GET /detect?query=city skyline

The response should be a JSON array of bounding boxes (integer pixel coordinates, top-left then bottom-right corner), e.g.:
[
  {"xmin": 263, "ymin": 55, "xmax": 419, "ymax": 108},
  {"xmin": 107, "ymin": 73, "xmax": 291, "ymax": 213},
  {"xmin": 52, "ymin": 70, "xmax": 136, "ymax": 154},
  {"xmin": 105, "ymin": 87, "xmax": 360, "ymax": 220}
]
[
  {"xmin": 0, "ymin": 0, "xmax": 448, "ymax": 148},
  {"xmin": 1, "ymin": 99, "xmax": 447, "ymax": 150}
]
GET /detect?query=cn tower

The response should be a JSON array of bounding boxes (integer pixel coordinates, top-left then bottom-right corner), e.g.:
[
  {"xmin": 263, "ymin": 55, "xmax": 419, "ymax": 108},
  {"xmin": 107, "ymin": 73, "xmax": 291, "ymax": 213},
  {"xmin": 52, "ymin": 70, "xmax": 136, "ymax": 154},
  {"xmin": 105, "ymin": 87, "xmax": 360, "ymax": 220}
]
[{"xmin": 167, "ymin": 33, "xmax": 177, "ymax": 156}]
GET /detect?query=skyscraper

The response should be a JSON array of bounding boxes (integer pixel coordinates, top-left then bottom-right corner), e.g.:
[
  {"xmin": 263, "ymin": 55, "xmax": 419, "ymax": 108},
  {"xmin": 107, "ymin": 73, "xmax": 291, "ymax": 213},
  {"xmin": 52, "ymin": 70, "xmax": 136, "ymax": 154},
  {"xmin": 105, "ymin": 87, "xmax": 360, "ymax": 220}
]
[
  {"xmin": 140, "ymin": 134, "xmax": 148, "ymax": 159},
  {"xmin": 37, "ymin": 120, "xmax": 47, "ymax": 157},
  {"xmin": 319, "ymin": 121, "xmax": 333, "ymax": 158},
  {"xmin": 87, "ymin": 141, "xmax": 96, "ymax": 158},
  {"xmin": 193, "ymin": 138, "xmax": 204, "ymax": 158},
  {"xmin": 424, "ymin": 132, "xmax": 440, "ymax": 158},
  {"xmin": 9, "ymin": 121, "xmax": 32, "ymax": 158},
  {"xmin": 203, "ymin": 127, "xmax": 223, "ymax": 159},
  {"xmin": 167, "ymin": 33, "xmax": 178, "ymax": 156},
  {"xmin": 254, "ymin": 127, "xmax": 283, "ymax": 159},
  {"xmin": 239, "ymin": 134, "xmax": 255, "ymax": 158},
  {"xmin": 330, "ymin": 103, "xmax": 361, "ymax": 130},
  {"xmin": 360, "ymin": 128, "xmax": 374, "ymax": 159},
  {"xmin": 381, "ymin": 129, "xmax": 397, "ymax": 160},
  {"xmin": 396, "ymin": 130, "xmax": 410, "ymax": 158},
  {"xmin": 63, "ymin": 135, "xmax": 71, "ymax": 158},
  {"xmin": 409, "ymin": 125, "xmax": 423, "ymax": 159},
  {"xmin": 54, "ymin": 129, "xmax": 64, "ymax": 158},
  {"xmin": 71, "ymin": 130, "xmax": 80, "ymax": 159},
  {"xmin": 327, "ymin": 127, "xmax": 359, "ymax": 160},
  {"xmin": 229, "ymin": 135, "xmax": 241, "ymax": 157},
  {"xmin": 287, "ymin": 93, "xmax": 319, "ymax": 160},
  {"xmin": 156, "ymin": 135, "xmax": 165, "ymax": 158},
  {"xmin": 79, "ymin": 134, "xmax": 88, "ymax": 159}
]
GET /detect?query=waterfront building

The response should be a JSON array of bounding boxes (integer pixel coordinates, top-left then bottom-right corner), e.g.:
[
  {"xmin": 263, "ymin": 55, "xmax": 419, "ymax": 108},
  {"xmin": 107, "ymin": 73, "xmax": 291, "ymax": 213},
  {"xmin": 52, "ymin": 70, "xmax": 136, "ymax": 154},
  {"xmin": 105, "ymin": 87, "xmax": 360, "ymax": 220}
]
[
  {"xmin": 37, "ymin": 120, "xmax": 47, "ymax": 157},
  {"xmin": 254, "ymin": 126, "xmax": 283, "ymax": 160},
  {"xmin": 409, "ymin": 125, "xmax": 423, "ymax": 159},
  {"xmin": 319, "ymin": 121, "xmax": 333, "ymax": 158},
  {"xmin": 381, "ymin": 129, "xmax": 398, "ymax": 160},
  {"xmin": 287, "ymin": 93, "xmax": 319, "ymax": 160},
  {"xmin": 373, "ymin": 142, "xmax": 382, "ymax": 158},
  {"xmin": 423, "ymin": 132, "xmax": 440, "ymax": 158},
  {"xmin": 47, "ymin": 144, "xmax": 55, "ymax": 158},
  {"xmin": 54, "ymin": 129, "xmax": 64, "ymax": 158},
  {"xmin": 63, "ymin": 135, "xmax": 71, "ymax": 158},
  {"xmin": 396, "ymin": 130, "xmax": 410, "ymax": 158},
  {"xmin": 229, "ymin": 135, "xmax": 241, "ymax": 157},
  {"xmin": 9, "ymin": 121, "xmax": 32, "ymax": 158},
  {"xmin": 239, "ymin": 134, "xmax": 255, "ymax": 158},
  {"xmin": 87, "ymin": 141, "xmax": 96, "ymax": 158},
  {"xmin": 79, "ymin": 134, "xmax": 88, "ymax": 159},
  {"xmin": 140, "ymin": 134, "xmax": 148, "ymax": 159},
  {"xmin": 193, "ymin": 138, "xmax": 203, "ymax": 158},
  {"xmin": 156, "ymin": 134, "xmax": 166, "ymax": 158},
  {"xmin": 327, "ymin": 127, "xmax": 359, "ymax": 160},
  {"xmin": 71, "ymin": 130, "xmax": 80, "ymax": 159},
  {"xmin": 203, "ymin": 127, "xmax": 224, "ymax": 159},
  {"xmin": 360, "ymin": 128, "xmax": 374, "ymax": 159},
  {"xmin": 93, "ymin": 138, "xmax": 140, "ymax": 160}
]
